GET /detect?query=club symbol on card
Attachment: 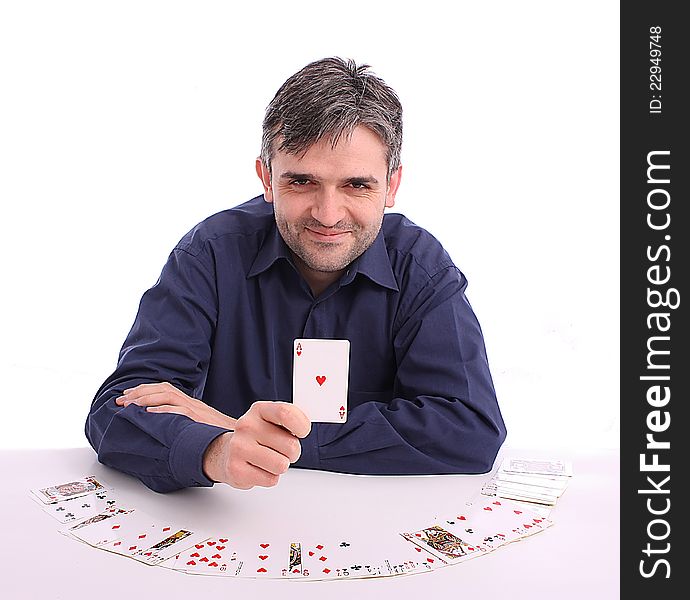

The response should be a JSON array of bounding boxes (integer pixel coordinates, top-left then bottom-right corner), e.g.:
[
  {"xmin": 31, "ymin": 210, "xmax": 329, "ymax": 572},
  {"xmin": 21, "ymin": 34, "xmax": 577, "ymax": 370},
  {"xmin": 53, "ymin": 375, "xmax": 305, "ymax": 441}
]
[
  {"xmin": 339, "ymin": 542, "xmax": 350, "ymax": 548},
  {"xmin": 315, "ymin": 375, "xmax": 326, "ymax": 386},
  {"xmin": 296, "ymin": 343, "xmax": 302, "ymax": 356}
]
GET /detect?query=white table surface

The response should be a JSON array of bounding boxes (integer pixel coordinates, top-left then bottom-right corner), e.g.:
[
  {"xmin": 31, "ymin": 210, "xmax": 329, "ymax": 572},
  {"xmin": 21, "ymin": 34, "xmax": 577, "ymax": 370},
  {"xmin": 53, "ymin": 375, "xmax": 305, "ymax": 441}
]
[{"xmin": 1, "ymin": 445, "xmax": 619, "ymax": 599}]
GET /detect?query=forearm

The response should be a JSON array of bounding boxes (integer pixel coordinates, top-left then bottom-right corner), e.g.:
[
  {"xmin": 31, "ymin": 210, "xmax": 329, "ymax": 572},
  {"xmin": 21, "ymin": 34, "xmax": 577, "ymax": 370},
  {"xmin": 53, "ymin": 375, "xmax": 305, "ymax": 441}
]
[
  {"xmin": 293, "ymin": 393, "xmax": 506, "ymax": 475},
  {"xmin": 86, "ymin": 382, "xmax": 230, "ymax": 492}
]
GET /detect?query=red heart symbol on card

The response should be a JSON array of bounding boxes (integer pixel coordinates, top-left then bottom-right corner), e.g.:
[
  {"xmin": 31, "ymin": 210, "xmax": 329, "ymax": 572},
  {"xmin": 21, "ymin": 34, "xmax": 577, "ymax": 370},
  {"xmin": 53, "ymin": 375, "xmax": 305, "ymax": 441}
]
[
  {"xmin": 534, "ymin": 518, "xmax": 542, "ymax": 523},
  {"xmin": 163, "ymin": 527, "xmax": 170, "ymax": 532},
  {"xmin": 415, "ymin": 533, "xmax": 422, "ymax": 537},
  {"xmin": 216, "ymin": 545, "xmax": 225, "ymax": 551},
  {"xmin": 257, "ymin": 568, "xmax": 267, "ymax": 573},
  {"xmin": 138, "ymin": 534, "xmax": 146, "ymax": 539},
  {"xmin": 259, "ymin": 555, "xmax": 268, "ymax": 560},
  {"xmin": 200, "ymin": 557, "xmax": 209, "ymax": 563},
  {"xmin": 219, "ymin": 538, "xmax": 228, "ymax": 543},
  {"xmin": 112, "ymin": 525, "xmax": 120, "ymax": 530},
  {"xmin": 260, "ymin": 543, "xmax": 270, "ymax": 549},
  {"xmin": 513, "ymin": 510, "xmax": 522, "ymax": 514},
  {"xmin": 129, "ymin": 546, "xmax": 137, "ymax": 551},
  {"xmin": 292, "ymin": 568, "xmax": 300, "ymax": 573},
  {"xmin": 427, "ymin": 558, "xmax": 435, "ymax": 563},
  {"xmin": 458, "ymin": 516, "xmax": 466, "ymax": 520},
  {"xmin": 415, "ymin": 547, "xmax": 421, "ymax": 552},
  {"xmin": 209, "ymin": 562, "xmax": 218, "ymax": 567},
  {"xmin": 316, "ymin": 375, "xmax": 326, "ymax": 386},
  {"xmin": 187, "ymin": 560, "xmax": 196, "ymax": 566},
  {"xmin": 493, "ymin": 501, "xmax": 501, "ymax": 505},
  {"xmin": 144, "ymin": 552, "xmax": 152, "ymax": 557},
  {"xmin": 207, "ymin": 541, "xmax": 215, "ymax": 546},
  {"xmin": 524, "ymin": 524, "xmax": 532, "ymax": 528},
  {"xmin": 191, "ymin": 552, "xmax": 200, "ymax": 557},
  {"xmin": 483, "ymin": 507, "xmax": 492, "ymax": 511},
  {"xmin": 212, "ymin": 554, "xmax": 222, "ymax": 559},
  {"xmin": 114, "ymin": 541, "xmax": 122, "ymax": 547},
  {"xmin": 308, "ymin": 551, "xmax": 314, "ymax": 556},
  {"xmin": 195, "ymin": 544, "xmax": 204, "ymax": 549}
]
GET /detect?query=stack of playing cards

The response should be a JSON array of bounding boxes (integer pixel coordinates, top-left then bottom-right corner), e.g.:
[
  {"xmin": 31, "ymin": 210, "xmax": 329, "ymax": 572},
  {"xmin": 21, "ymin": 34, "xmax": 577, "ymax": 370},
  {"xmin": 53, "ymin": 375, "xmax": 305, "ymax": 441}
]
[
  {"xmin": 30, "ymin": 473, "xmax": 555, "ymax": 581},
  {"xmin": 481, "ymin": 457, "xmax": 573, "ymax": 515}
]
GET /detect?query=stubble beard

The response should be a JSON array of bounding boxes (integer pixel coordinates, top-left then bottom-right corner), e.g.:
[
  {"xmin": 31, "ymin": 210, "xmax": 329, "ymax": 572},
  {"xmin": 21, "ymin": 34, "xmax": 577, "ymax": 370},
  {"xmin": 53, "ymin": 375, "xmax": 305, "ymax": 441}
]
[{"xmin": 277, "ymin": 215, "xmax": 383, "ymax": 274}]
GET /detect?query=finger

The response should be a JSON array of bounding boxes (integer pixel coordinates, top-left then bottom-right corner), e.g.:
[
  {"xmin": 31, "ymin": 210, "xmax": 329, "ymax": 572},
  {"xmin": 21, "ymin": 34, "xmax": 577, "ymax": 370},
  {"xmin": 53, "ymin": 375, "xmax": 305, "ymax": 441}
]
[
  {"xmin": 255, "ymin": 401, "xmax": 311, "ymax": 438},
  {"xmin": 258, "ymin": 428, "xmax": 302, "ymax": 463},
  {"xmin": 244, "ymin": 442, "xmax": 292, "ymax": 476},
  {"xmin": 231, "ymin": 463, "xmax": 280, "ymax": 489},
  {"xmin": 121, "ymin": 391, "xmax": 184, "ymax": 408},
  {"xmin": 145, "ymin": 405, "xmax": 192, "ymax": 418},
  {"xmin": 122, "ymin": 382, "xmax": 175, "ymax": 401}
]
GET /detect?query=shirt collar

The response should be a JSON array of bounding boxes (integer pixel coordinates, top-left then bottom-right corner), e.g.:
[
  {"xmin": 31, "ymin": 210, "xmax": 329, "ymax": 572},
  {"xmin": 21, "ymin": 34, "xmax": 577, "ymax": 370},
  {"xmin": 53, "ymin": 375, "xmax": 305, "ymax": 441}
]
[
  {"xmin": 247, "ymin": 222, "xmax": 293, "ymax": 278},
  {"xmin": 345, "ymin": 228, "xmax": 399, "ymax": 292},
  {"xmin": 248, "ymin": 221, "xmax": 399, "ymax": 293}
]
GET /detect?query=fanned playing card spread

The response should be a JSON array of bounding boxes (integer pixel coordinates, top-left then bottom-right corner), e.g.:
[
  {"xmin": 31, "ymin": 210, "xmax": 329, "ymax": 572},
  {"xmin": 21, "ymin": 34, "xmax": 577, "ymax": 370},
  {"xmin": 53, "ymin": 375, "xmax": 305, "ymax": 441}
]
[{"xmin": 29, "ymin": 466, "xmax": 563, "ymax": 580}]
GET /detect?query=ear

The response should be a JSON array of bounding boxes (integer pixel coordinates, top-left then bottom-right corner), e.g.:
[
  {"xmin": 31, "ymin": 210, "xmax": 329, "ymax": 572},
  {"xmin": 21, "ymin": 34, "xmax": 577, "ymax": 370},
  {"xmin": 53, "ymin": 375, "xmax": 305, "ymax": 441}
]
[
  {"xmin": 255, "ymin": 158, "xmax": 274, "ymax": 202},
  {"xmin": 384, "ymin": 165, "xmax": 403, "ymax": 208}
]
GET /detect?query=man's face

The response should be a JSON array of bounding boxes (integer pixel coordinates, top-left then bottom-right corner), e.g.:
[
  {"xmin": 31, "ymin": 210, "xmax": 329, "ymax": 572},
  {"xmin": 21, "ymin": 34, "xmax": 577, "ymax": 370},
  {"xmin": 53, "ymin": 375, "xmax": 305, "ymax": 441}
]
[{"xmin": 256, "ymin": 126, "xmax": 402, "ymax": 280}]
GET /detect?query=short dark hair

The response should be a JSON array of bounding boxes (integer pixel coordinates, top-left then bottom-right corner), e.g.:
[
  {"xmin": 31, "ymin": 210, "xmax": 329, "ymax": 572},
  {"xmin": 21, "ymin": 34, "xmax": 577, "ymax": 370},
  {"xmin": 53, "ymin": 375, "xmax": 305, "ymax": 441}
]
[{"xmin": 260, "ymin": 57, "xmax": 403, "ymax": 181}]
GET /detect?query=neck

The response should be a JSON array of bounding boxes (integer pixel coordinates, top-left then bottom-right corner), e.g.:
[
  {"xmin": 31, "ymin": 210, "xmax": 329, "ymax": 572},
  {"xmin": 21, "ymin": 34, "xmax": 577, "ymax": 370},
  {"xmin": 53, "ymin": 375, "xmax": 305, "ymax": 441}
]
[{"xmin": 292, "ymin": 255, "xmax": 344, "ymax": 298}]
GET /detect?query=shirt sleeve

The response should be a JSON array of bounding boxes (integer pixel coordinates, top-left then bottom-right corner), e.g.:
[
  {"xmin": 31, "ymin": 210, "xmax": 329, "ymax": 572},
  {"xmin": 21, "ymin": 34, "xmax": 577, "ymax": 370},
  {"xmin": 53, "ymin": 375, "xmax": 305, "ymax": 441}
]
[
  {"xmin": 85, "ymin": 246, "xmax": 230, "ymax": 493},
  {"xmin": 293, "ymin": 265, "xmax": 507, "ymax": 475}
]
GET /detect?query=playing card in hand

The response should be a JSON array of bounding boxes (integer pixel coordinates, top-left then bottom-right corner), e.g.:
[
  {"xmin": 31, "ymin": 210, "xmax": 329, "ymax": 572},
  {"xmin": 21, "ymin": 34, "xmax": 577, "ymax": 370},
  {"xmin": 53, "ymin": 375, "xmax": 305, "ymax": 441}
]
[{"xmin": 292, "ymin": 338, "xmax": 349, "ymax": 423}]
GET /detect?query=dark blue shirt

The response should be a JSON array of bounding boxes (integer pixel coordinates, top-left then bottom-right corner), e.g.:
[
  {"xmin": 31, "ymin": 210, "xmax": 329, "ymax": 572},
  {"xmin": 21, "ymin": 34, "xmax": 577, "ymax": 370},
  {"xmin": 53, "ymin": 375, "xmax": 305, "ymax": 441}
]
[{"xmin": 86, "ymin": 195, "xmax": 506, "ymax": 492}]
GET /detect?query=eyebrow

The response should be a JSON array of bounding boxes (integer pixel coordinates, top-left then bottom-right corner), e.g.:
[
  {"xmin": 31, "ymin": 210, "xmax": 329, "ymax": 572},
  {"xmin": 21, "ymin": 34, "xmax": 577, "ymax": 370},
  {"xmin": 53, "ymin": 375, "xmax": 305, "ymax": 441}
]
[{"xmin": 279, "ymin": 171, "xmax": 380, "ymax": 185}]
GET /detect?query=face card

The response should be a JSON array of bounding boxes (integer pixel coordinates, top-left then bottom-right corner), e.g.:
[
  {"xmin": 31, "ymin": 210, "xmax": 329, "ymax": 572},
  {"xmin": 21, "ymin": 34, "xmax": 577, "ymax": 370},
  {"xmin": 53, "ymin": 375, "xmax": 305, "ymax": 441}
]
[
  {"xmin": 67, "ymin": 508, "xmax": 153, "ymax": 549},
  {"xmin": 64, "ymin": 506, "xmax": 135, "ymax": 546},
  {"xmin": 400, "ymin": 525, "xmax": 479, "ymax": 564},
  {"xmin": 292, "ymin": 338, "xmax": 350, "ymax": 423},
  {"xmin": 30, "ymin": 475, "xmax": 110, "ymax": 504}
]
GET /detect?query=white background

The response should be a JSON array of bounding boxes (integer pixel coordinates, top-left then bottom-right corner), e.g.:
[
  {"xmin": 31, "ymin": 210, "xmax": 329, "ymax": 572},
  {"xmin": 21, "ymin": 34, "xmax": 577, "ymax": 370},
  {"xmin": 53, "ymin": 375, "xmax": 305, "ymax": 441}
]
[{"xmin": 0, "ymin": 1, "xmax": 619, "ymax": 451}]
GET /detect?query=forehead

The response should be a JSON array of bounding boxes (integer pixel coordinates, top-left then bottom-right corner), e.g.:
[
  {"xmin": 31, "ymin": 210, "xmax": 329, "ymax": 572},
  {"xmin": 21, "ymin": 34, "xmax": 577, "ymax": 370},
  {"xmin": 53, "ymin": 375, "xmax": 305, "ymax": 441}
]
[{"xmin": 273, "ymin": 126, "xmax": 388, "ymax": 174}]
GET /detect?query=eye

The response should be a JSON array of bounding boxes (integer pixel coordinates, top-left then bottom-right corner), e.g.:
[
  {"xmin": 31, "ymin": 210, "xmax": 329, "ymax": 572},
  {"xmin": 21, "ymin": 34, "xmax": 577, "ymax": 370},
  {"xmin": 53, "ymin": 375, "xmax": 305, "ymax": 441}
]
[
  {"xmin": 349, "ymin": 181, "xmax": 370, "ymax": 190},
  {"xmin": 290, "ymin": 178, "xmax": 311, "ymax": 186}
]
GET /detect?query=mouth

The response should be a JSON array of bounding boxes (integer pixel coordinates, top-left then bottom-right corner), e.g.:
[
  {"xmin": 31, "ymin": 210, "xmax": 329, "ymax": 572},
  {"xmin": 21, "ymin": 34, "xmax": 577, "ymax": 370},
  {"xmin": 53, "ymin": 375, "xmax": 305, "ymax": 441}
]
[{"xmin": 305, "ymin": 227, "xmax": 352, "ymax": 242}]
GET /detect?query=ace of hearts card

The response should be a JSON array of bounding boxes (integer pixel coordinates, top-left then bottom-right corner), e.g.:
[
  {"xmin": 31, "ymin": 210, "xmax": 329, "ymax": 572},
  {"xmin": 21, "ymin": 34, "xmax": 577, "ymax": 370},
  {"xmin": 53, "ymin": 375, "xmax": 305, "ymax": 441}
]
[{"xmin": 292, "ymin": 339, "xmax": 350, "ymax": 423}]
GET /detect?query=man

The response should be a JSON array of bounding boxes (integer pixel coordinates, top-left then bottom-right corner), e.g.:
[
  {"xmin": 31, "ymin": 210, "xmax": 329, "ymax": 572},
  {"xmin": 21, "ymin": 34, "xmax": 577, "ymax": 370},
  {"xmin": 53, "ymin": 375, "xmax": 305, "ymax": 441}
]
[{"xmin": 86, "ymin": 57, "xmax": 507, "ymax": 493}]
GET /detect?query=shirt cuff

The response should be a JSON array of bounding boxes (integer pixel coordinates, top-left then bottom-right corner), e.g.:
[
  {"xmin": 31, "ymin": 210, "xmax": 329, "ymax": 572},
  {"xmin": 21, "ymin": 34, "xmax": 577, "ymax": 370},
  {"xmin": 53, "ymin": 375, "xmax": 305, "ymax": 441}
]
[{"xmin": 169, "ymin": 421, "xmax": 231, "ymax": 488}]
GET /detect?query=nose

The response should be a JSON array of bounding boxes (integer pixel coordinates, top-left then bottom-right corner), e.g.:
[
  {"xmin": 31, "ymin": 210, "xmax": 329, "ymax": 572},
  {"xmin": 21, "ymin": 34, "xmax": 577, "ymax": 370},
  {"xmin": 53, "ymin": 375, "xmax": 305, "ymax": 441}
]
[{"xmin": 310, "ymin": 187, "xmax": 345, "ymax": 227}]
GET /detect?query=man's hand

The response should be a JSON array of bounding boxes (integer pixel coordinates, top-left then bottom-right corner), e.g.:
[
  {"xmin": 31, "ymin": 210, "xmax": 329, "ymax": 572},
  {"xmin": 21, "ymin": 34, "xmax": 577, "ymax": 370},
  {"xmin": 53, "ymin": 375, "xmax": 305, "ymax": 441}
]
[
  {"xmin": 115, "ymin": 382, "xmax": 237, "ymax": 430},
  {"xmin": 203, "ymin": 401, "xmax": 311, "ymax": 490},
  {"xmin": 116, "ymin": 383, "xmax": 311, "ymax": 490}
]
